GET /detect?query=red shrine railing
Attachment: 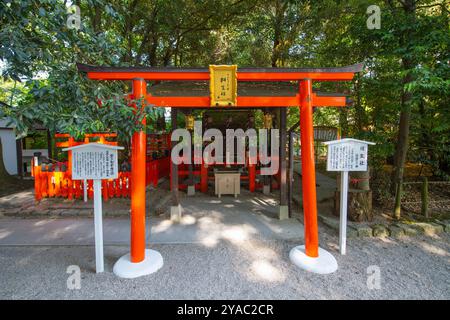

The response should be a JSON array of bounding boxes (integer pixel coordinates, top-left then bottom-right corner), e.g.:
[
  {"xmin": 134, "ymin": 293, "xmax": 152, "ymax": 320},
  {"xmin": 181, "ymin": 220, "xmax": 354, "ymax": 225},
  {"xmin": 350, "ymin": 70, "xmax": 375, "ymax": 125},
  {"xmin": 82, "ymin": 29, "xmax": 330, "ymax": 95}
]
[
  {"xmin": 32, "ymin": 133, "xmax": 170, "ymax": 201},
  {"xmin": 171, "ymin": 156, "xmax": 281, "ymax": 193}
]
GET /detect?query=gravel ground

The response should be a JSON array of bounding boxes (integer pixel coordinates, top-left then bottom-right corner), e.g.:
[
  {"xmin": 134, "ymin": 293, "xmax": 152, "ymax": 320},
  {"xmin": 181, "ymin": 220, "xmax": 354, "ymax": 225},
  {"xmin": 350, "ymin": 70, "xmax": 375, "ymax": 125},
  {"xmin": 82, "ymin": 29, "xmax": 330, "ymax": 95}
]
[{"xmin": 0, "ymin": 232, "xmax": 449, "ymax": 300}]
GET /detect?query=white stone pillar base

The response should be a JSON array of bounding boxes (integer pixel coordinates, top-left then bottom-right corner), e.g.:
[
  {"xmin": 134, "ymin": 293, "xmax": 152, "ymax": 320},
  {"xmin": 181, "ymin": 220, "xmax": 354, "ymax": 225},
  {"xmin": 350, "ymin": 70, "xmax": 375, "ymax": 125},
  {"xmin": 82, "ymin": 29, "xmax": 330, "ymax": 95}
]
[
  {"xmin": 113, "ymin": 249, "xmax": 163, "ymax": 279},
  {"xmin": 289, "ymin": 245, "xmax": 338, "ymax": 274}
]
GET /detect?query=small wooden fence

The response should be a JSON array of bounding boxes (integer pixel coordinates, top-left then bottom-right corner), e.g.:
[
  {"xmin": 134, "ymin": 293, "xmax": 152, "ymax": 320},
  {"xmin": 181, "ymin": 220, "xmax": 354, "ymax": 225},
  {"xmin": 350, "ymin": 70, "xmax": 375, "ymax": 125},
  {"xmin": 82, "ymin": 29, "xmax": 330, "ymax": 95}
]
[
  {"xmin": 401, "ymin": 178, "xmax": 450, "ymax": 216},
  {"xmin": 32, "ymin": 158, "xmax": 170, "ymax": 201},
  {"xmin": 32, "ymin": 132, "xmax": 170, "ymax": 201}
]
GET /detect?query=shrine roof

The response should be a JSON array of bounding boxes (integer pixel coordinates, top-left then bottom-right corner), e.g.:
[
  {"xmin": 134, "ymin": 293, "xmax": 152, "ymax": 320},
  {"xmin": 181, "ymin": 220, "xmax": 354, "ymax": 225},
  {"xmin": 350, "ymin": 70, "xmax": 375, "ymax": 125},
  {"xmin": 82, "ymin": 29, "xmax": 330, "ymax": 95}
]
[{"xmin": 77, "ymin": 63, "xmax": 364, "ymax": 74}]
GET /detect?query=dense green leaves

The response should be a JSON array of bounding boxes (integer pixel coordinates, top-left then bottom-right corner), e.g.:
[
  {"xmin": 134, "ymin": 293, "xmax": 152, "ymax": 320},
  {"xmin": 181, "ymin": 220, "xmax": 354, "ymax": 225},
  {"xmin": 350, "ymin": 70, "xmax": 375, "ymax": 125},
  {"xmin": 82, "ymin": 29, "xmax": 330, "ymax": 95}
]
[{"xmin": 0, "ymin": 0, "xmax": 448, "ymax": 177}]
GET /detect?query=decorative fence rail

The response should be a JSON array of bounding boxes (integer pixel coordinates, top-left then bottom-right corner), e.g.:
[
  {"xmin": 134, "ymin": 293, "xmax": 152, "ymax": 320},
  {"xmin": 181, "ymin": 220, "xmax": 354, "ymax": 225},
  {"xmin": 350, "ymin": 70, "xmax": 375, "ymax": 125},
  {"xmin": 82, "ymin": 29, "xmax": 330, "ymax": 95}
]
[
  {"xmin": 401, "ymin": 178, "xmax": 450, "ymax": 217},
  {"xmin": 31, "ymin": 132, "xmax": 171, "ymax": 201},
  {"xmin": 32, "ymin": 157, "xmax": 170, "ymax": 201}
]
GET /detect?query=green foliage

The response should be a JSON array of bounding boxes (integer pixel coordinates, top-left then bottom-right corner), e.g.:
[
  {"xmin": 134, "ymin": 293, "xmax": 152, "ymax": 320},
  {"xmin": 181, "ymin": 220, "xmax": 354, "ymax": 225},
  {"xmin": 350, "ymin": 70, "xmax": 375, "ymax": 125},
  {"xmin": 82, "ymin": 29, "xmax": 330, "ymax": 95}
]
[
  {"xmin": 0, "ymin": 0, "xmax": 163, "ymax": 146},
  {"xmin": 0, "ymin": 0, "xmax": 448, "ymax": 177}
]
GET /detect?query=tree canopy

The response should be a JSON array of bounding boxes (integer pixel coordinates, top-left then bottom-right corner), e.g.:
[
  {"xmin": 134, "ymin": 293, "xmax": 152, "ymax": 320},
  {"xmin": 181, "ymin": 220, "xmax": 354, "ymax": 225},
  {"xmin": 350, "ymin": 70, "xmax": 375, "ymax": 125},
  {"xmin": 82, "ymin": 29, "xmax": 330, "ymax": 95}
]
[{"xmin": 1, "ymin": 0, "xmax": 449, "ymax": 205}]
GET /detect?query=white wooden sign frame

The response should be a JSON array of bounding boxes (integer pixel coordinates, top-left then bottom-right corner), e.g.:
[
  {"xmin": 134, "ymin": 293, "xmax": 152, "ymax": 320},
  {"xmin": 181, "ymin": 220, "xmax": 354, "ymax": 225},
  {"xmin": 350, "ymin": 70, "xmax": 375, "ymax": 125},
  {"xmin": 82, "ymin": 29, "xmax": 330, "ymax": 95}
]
[
  {"xmin": 323, "ymin": 138, "xmax": 375, "ymax": 255},
  {"xmin": 63, "ymin": 143, "xmax": 124, "ymax": 273}
]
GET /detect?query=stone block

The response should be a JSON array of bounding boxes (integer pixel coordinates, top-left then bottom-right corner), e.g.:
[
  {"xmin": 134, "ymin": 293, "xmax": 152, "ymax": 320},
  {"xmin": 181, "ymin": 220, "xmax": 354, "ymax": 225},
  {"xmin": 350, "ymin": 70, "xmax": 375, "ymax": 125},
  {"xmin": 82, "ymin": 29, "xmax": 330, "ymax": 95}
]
[
  {"xmin": 319, "ymin": 215, "xmax": 339, "ymax": 232},
  {"xmin": 187, "ymin": 185, "xmax": 195, "ymax": 196},
  {"xmin": 356, "ymin": 226, "xmax": 373, "ymax": 237},
  {"xmin": 372, "ymin": 224, "xmax": 390, "ymax": 238},
  {"xmin": 170, "ymin": 205, "xmax": 182, "ymax": 222},
  {"xmin": 278, "ymin": 205, "xmax": 289, "ymax": 220},
  {"xmin": 395, "ymin": 223, "xmax": 419, "ymax": 236},
  {"xmin": 411, "ymin": 222, "xmax": 444, "ymax": 236},
  {"xmin": 388, "ymin": 225, "xmax": 405, "ymax": 238}
]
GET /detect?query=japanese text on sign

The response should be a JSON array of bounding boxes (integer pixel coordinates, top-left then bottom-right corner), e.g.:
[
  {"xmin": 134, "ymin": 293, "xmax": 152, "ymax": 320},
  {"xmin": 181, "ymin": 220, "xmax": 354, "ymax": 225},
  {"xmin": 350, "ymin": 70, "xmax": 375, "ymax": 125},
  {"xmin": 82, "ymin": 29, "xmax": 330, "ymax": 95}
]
[
  {"xmin": 72, "ymin": 149, "xmax": 118, "ymax": 180},
  {"xmin": 326, "ymin": 142, "xmax": 368, "ymax": 172},
  {"xmin": 209, "ymin": 65, "xmax": 237, "ymax": 106}
]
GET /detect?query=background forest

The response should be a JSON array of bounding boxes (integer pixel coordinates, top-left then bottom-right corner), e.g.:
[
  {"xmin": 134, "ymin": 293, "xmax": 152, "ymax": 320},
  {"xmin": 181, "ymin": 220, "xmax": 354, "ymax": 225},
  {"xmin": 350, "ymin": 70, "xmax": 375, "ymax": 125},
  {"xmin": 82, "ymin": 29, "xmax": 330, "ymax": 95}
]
[{"xmin": 0, "ymin": 0, "xmax": 449, "ymax": 216}]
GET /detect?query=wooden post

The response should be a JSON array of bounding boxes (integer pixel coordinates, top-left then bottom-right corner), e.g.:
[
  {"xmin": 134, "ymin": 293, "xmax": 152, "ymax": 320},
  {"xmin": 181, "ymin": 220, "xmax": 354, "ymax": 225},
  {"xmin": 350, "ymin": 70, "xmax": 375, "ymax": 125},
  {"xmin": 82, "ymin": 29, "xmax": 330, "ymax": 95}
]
[
  {"xmin": 171, "ymin": 107, "xmax": 180, "ymax": 209},
  {"xmin": 33, "ymin": 155, "xmax": 41, "ymax": 201},
  {"xmin": 279, "ymin": 108, "xmax": 288, "ymax": 219},
  {"xmin": 47, "ymin": 130, "xmax": 53, "ymax": 160},
  {"xmin": 287, "ymin": 122, "xmax": 299, "ymax": 217},
  {"xmin": 288, "ymin": 131, "xmax": 294, "ymax": 217},
  {"xmin": 200, "ymin": 160, "xmax": 208, "ymax": 193},
  {"xmin": 421, "ymin": 176, "xmax": 429, "ymax": 218},
  {"xmin": 249, "ymin": 163, "xmax": 256, "ymax": 192},
  {"xmin": 67, "ymin": 137, "xmax": 74, "ymax": 200},
  {"xmin": 188, "ymin": 162, "xmax": 193, "ymax": 186},
  {"xmin": 93, "ymin": 179, "xmax": 104, "ymax": 273},
  {"xmin": 339, "ymin": 171, "xmax": 349, "ymax": 255},
  {"xmin": 280, "ymin": 108, "xmax": 287, "ymax": 205},
  {"xmin": 187, "ymin": 129, "xmax": 195, "ymax": 195},
  {"xmin": 16, "ymin": 138, "xmax": 23, "ymax": 177}
]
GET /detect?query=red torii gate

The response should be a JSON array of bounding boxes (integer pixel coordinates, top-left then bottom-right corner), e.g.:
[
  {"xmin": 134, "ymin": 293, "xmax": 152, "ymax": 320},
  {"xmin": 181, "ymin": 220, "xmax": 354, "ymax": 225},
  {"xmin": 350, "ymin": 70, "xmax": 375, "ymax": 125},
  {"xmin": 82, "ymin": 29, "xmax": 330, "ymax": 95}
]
[{"xmin": 77, "ymin": 63, "xmax": 363, "ymax": 277}]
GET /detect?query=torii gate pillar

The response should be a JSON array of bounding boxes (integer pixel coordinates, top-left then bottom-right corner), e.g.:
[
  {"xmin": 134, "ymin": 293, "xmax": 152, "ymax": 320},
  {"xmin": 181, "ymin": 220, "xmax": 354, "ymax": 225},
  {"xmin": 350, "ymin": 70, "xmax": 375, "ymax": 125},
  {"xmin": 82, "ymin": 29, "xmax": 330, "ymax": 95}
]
[
  {"xmin": 113, "ymin": 79, "xmax": 164, "ymax": 279},
  {"xmin": 289, "ymin": 79, "xmax": 338, "ymax": 274}
]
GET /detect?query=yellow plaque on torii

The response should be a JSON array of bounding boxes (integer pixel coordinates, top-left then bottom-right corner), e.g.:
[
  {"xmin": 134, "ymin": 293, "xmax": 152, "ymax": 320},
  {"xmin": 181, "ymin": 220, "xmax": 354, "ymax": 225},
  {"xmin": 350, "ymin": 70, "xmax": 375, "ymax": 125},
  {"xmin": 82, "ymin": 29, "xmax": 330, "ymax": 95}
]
[{"xmin": 209, "ymin": 65, "xmax": 237, "ymax": 107}]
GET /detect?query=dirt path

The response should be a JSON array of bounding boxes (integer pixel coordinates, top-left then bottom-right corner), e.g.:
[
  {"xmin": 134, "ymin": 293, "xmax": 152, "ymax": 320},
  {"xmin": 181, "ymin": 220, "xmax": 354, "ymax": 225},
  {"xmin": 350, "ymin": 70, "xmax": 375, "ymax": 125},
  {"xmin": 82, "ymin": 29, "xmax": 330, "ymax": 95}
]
[{"xmin": 0, "ymin": 233, "xmax": 448, "ymax": 299}]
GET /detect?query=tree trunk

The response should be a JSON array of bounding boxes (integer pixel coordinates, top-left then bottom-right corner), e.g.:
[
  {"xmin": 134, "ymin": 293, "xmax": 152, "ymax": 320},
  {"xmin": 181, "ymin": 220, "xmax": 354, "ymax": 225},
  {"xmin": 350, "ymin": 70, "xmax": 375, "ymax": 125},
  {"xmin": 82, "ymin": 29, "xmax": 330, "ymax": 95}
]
[
  {"xmin": 271, "ymin": 0, "xmax": 286, "ymax": 67},
  {"xmin": 334, "ymin": 189, "xmax": 373, "ymax": 222},
  {"xmin": 335, "ymin": 169, "xmax": 373, "ymax": 222},
  {"xmin": 91, "ymin": 5, "xmax": 102, "ymax": 33},
  {"xmin": 418, "ymin": 98, "xmax": 433, "ymax": 164},
  {"xmin": 352, "ymin": 169, "xmax": 371, "ymax": 191},
  {"xmin": 353, "ymin": 74, "xmax": 365, "ymax": 132},
  {"xmin": 338, "ymin": 108, "xmax": 349, "ymax": 137},
  {"xmin": 391, "ymin": 0, "xmax": 416, "ymax": 219},
  {"xmin": 149, "ymin": 36, "xmax": 158, "ymax": 66}
]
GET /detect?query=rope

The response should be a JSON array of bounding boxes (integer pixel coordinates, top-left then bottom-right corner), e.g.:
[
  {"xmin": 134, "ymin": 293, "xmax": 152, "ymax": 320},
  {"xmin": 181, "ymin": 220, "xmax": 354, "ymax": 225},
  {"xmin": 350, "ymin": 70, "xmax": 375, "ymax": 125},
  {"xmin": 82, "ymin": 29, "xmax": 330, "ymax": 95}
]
[{"xmin": 349, "ymin": 176, "xmax": 371, "ymax": 184}]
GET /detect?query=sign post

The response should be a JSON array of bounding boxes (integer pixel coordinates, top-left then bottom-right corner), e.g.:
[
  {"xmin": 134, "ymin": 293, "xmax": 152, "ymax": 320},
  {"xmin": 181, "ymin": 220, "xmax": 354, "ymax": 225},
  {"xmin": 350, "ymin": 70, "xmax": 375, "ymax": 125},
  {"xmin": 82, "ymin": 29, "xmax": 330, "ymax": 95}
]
[
  {"xmin": 323, "ymin": 138, "xmax": 375, "ymax": 255},
  {"xmin": 339, "ymin": 170, "xmax": 349, "ymax": 255},
  {"xmin": 83, "ymin": 179, "xmax": 88, "ymax": 202},
  {"xmin": 63, "ymin": 142, "xmax": 124, "ymax": 273},
  {"xmin": 93, "ymin": 179, "xmax": 103, "ymax": 272}
]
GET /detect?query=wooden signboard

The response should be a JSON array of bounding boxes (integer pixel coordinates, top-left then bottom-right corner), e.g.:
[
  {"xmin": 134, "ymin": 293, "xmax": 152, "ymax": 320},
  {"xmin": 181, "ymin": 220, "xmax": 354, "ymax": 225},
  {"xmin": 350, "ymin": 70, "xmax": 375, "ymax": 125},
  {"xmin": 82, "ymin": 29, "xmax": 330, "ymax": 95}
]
[
  {"xmin": 69, "ymin": 144, "xmax": 121, "ymax": 180},
  {"xmin": 63, "ymin": 143, "xmax": 124, "ymax": 273},
  {"xmin": 325, "ymin": 138, "xmax": 374, "ymax": 172},
  {"xmin": 323, "ymin": 138, "xmax": 375, "ymax": 255},
  {"xmin": 209, "ymin": 65, "xmax": 237, "ymax": 107}
]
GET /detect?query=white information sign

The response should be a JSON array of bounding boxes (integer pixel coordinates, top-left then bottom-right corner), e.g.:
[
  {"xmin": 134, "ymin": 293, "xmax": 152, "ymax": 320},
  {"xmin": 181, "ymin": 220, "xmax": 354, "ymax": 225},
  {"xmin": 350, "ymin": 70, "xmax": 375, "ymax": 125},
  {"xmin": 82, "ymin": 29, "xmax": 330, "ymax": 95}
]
[
  {"xmin": 70, "ymin": 145, "xmax": 120, "ymax": 180},
  {"xmin": 326, "ymin": 139, "xmax": 372, "ymax": 172},
  {"xmin": 63, "ymin": 143, "xmax": 124, "ymax": 273},
  {"xmin": 324, "ymin": 138, "xmax": 375, "ymax": 256}
]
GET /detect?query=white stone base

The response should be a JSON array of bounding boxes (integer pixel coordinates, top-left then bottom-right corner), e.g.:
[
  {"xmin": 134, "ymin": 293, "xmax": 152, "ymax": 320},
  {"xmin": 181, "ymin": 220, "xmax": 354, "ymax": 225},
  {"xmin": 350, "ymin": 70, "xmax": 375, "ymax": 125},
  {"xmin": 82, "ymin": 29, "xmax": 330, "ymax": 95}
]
[
  {"xmin": 262, "ymin": 185, "xmax": 270, "ymax": 195},
  {"xmin": 187, "ymin": 185, "xmax": 195, "ymax": 196},
  {"xmin": 279, "ymin": 205, "xmax": 289, "ymax": 220},
  {"xmin": 289, "ymin": 245, "xmax": 338, "ymax": 274},
  {"xmin": 170, "ymin": 205, "xmax": 182, "ymax": 222},
  {"xmin": 113, "ymin": 249, "xmax": 163, "ymax": 279}
]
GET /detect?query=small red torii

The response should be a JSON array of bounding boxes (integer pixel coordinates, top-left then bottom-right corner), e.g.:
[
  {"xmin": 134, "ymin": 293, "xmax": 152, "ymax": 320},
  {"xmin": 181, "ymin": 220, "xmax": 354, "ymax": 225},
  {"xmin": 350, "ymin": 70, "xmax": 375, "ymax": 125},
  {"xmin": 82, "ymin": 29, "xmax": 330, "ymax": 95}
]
[{"xmin": 77, "ymin": 63, "xmax": 363, "ymax": 276}]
